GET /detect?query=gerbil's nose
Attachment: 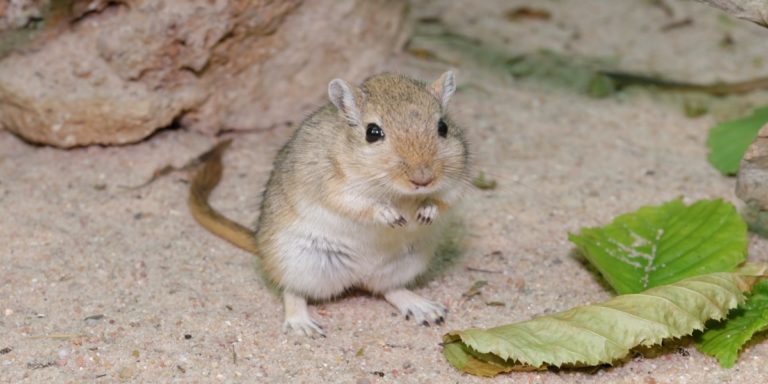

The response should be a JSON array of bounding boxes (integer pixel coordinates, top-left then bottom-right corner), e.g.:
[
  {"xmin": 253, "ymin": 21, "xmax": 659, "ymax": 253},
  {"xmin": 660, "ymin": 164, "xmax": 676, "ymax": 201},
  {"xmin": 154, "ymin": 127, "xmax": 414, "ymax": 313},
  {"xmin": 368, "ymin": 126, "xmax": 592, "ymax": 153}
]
[{"xmin": 410, "ymin": 166, "xmax": 434, "ymax": 187}]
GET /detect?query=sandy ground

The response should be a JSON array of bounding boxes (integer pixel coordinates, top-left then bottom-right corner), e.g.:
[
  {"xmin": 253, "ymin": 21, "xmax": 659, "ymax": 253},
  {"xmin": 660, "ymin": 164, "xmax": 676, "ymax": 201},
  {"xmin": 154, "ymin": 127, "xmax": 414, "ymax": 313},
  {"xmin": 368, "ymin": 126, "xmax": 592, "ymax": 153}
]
[{"xmin": 3, "ymin": 0, "xmax": 768, "ymax": 383}]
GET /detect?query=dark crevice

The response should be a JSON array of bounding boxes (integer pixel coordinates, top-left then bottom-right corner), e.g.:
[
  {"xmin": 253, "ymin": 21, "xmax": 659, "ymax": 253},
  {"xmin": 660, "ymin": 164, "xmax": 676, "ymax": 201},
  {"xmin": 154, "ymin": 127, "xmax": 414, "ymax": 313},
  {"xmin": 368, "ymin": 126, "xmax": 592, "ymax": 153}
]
[{"xmin": 70, "ymin": 1, "xmax": 129, "ymax": 26}]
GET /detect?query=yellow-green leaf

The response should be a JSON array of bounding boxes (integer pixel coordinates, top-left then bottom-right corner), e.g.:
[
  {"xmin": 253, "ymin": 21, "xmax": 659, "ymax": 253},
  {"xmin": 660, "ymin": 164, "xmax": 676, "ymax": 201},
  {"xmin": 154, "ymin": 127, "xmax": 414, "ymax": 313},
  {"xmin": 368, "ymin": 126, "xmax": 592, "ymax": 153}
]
[{"xmin": 444, "ymin": 272, "xmax": 754, "ymax": 375}]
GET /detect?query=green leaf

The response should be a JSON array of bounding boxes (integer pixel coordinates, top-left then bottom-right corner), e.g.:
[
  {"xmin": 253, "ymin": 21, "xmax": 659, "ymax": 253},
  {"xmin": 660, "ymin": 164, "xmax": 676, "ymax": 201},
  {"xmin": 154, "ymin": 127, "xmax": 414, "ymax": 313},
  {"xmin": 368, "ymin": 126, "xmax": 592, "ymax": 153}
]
[
  {"xmin": 696, "ymin": 280, "xmax": 768, "ymax": 367},
  {"xmin": 444, "ymin": 272, "xmax": 754, "ymax": 375},
  {"xmin": 568, "ymin": 199, "xmax": 747, "ymax": 295},
  {"xmin": 443, "ymin": 342, "xmax": 517, "ymax": 377},
  {"xmin": 707, "ymin": 106, "xmax": 768, "ymax": 175}
]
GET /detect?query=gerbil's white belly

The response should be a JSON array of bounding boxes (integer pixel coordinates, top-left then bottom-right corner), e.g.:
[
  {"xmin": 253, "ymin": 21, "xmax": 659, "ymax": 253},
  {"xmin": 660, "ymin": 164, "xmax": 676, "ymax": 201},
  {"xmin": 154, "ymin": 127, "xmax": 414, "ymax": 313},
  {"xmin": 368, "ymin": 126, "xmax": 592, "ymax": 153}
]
[{"xmin": 274, "ymin": 202, "xmax": 442, "ymax": 299}]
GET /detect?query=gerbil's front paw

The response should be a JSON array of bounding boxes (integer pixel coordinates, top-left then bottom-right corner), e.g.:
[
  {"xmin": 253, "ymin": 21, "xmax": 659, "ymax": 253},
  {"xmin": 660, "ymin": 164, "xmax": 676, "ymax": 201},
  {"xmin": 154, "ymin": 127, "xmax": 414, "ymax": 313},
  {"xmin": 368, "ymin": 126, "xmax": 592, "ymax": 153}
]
[
  {"xmin": 416, "ymin": 203, "xmax": 438, "ymax": 225},
  {"xmin": 374, "ymin": 204, "xmax": 407, "ymax": 227},
  {"xmin": 283, "ymin": 316, "xmax": 326, "ymax": 338},
  {"xmin": 384, "ymin": 289, "xmax": 447, "ymax": 326}
]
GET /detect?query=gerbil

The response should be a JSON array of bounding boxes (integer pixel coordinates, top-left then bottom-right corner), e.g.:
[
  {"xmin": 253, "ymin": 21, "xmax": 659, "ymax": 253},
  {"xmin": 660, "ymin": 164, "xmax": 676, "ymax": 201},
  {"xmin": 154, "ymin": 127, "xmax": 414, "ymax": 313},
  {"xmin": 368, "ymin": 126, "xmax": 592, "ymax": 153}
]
[{"xmin": 189, "ymin": 71, "xmax": 470, "ymax": 336}]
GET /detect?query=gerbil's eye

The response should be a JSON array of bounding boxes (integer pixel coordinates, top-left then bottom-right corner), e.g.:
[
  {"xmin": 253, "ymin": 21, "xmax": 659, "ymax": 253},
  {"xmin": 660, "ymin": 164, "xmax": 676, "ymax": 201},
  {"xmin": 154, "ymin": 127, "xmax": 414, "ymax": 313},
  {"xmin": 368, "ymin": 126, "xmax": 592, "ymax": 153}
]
[
  {"xmin": 366, "ymin": 123, "xmax": 384, "ymax": 143},
  {"xmin": 437, "ymin": 119, "xmax": 448, "ymax": 138}
]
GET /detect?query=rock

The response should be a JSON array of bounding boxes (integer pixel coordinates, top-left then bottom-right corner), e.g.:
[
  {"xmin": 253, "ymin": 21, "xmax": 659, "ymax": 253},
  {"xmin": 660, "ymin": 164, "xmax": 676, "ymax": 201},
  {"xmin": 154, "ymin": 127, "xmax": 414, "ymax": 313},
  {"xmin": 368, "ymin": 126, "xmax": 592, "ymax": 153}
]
[
  {"xmin": 695, "ymin": 0, "xmax": 768, "ymax": 28},
  {"xmin": 0, "ymin": 0, "xmax": 407, "ymax": 147},
  {"xmin": 0, "ymin": 0, "xmax": 46, "ymax": 31},
  {"xmin": 736, "ymin": 123, "xmax": 768, "ymax": 235}
]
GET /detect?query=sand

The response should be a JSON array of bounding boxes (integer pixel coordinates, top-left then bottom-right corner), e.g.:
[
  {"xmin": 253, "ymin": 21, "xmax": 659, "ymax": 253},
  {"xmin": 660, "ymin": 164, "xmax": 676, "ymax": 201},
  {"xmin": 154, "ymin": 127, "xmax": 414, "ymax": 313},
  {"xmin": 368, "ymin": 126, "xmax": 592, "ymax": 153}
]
[{"xmin": 3, "ymin": 0, "xmax": 768, "ymax": 383}]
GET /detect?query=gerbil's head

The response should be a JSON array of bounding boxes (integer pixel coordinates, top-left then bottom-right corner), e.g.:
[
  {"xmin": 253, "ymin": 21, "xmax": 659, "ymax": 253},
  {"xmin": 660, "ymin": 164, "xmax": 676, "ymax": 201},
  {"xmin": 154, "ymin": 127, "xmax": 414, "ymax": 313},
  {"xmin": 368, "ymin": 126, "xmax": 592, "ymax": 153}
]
[{"xmin": 328, "ymin": 71, "xmax": 469, "ymax": 196}]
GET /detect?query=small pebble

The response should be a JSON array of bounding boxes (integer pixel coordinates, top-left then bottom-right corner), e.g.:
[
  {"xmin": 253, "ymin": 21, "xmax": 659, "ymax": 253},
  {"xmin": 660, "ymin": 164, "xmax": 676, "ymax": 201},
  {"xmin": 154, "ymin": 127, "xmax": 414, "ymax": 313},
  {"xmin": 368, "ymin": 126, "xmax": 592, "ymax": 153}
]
[
  {"xmin": 118, "ymin": 367, "xmax": 133, "ymax": 379},
  {"xmin": 84, "ymin": 314, "xmax": 105, "ymax": 326}
]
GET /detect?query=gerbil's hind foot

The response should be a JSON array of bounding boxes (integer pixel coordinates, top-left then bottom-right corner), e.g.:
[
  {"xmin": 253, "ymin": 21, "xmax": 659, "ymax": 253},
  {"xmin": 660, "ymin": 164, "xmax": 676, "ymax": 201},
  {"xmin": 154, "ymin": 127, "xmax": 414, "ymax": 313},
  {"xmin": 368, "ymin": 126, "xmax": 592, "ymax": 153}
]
[
  {"xmin": 384, "ymin": 288, "xmax": 446, "ymax": 326},
  {"xmin": 283, "ymin": 316, "xmax": 325, "ymax": 338},
  {"xmin": 282, "ymin": 291, "xmax": 326, "ymax": 337},
  {"xmin": 416, "ymin": 203, "xmax": 438, "ymax": 225}
]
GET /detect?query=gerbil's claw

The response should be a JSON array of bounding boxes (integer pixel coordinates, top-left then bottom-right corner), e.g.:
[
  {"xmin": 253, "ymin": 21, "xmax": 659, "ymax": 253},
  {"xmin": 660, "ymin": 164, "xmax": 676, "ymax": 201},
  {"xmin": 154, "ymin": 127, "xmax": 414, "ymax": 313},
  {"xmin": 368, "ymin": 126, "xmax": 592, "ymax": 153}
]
[
  {"xmin": 282, "ymin": 292, "xmax": 325, "ymax": 337},
  {"xmin": 416, "ymin": 204, "xmax": 438, "ymax": 225},
  {"xmin": 416, "ymin": 213, "xmax": 432, "ymax": 224},
  {"xmin": 375, "ymin": 204, "xmax": 408, "ymax": 227},
  {"xmin": 384, "ymin": 289, "xmax": 448, "ymax": 328},
  {"xmin": 283, "ymin": 317, "xmax": 326, "ymax": 338}
]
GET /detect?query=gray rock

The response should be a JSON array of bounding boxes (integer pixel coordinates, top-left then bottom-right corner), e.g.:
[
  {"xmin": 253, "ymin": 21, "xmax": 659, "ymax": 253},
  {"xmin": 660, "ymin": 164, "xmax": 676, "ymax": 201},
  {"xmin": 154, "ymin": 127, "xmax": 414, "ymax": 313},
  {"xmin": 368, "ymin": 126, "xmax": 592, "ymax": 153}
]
[
  {"xmin": 736, "ymin": 124, "xmax": 768, "ymax": 235},
  {"xmin": 0, "ymin": 0, "xmax": 406, "ymax": 147}
]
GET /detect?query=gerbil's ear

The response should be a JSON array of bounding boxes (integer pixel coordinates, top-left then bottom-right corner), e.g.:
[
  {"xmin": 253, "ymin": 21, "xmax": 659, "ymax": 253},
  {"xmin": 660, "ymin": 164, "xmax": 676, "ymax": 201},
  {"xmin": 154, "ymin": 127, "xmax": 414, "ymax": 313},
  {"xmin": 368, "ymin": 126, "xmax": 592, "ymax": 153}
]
[
  {"xmin": 328, "ymin": 79, "xmax": 362, "ymax": 126},
  {"xmin": 428, "ymin": 70, "xmax": 456, "ymax": 110}
]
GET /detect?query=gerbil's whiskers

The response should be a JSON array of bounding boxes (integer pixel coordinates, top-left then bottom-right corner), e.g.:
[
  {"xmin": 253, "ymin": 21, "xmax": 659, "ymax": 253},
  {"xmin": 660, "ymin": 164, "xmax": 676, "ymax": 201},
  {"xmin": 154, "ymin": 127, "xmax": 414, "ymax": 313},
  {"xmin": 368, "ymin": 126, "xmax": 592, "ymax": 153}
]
[{"xmin": 343, "ymin": 172, "xmax": 392, "ymax": 200}]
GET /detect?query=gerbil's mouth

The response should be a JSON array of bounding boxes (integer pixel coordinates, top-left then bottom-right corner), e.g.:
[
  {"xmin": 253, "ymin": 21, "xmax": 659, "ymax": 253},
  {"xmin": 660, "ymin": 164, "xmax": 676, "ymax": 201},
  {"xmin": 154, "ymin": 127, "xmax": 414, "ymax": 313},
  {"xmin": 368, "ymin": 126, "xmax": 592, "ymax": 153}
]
[
  {"xmin": 409, "ymin": 178, "xmax": 433, "ymax": 188},
  {"xmin": 412, "ymin": 181, "xmax": 435, "ymax": 191},
  {"xmin": 393, "ymin": 179, "xmax": 439, "ymax": 195}
]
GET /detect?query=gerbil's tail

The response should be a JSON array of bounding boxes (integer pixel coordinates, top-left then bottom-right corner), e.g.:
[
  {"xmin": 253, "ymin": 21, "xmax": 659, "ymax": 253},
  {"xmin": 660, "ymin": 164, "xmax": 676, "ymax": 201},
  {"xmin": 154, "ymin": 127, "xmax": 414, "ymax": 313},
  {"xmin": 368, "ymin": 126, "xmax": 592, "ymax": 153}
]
[{"xmin": 188, "ymin": 139, "xmax": 259, "ymax": 254}]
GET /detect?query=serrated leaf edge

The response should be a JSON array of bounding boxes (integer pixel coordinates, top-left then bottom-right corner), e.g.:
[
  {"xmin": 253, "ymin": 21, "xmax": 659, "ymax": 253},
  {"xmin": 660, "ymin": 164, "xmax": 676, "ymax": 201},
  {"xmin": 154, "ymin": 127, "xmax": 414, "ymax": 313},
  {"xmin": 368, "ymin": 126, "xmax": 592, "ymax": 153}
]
[{"xmin": 444, "ymin": 273, "xmax": 751, "ymax": 369}]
